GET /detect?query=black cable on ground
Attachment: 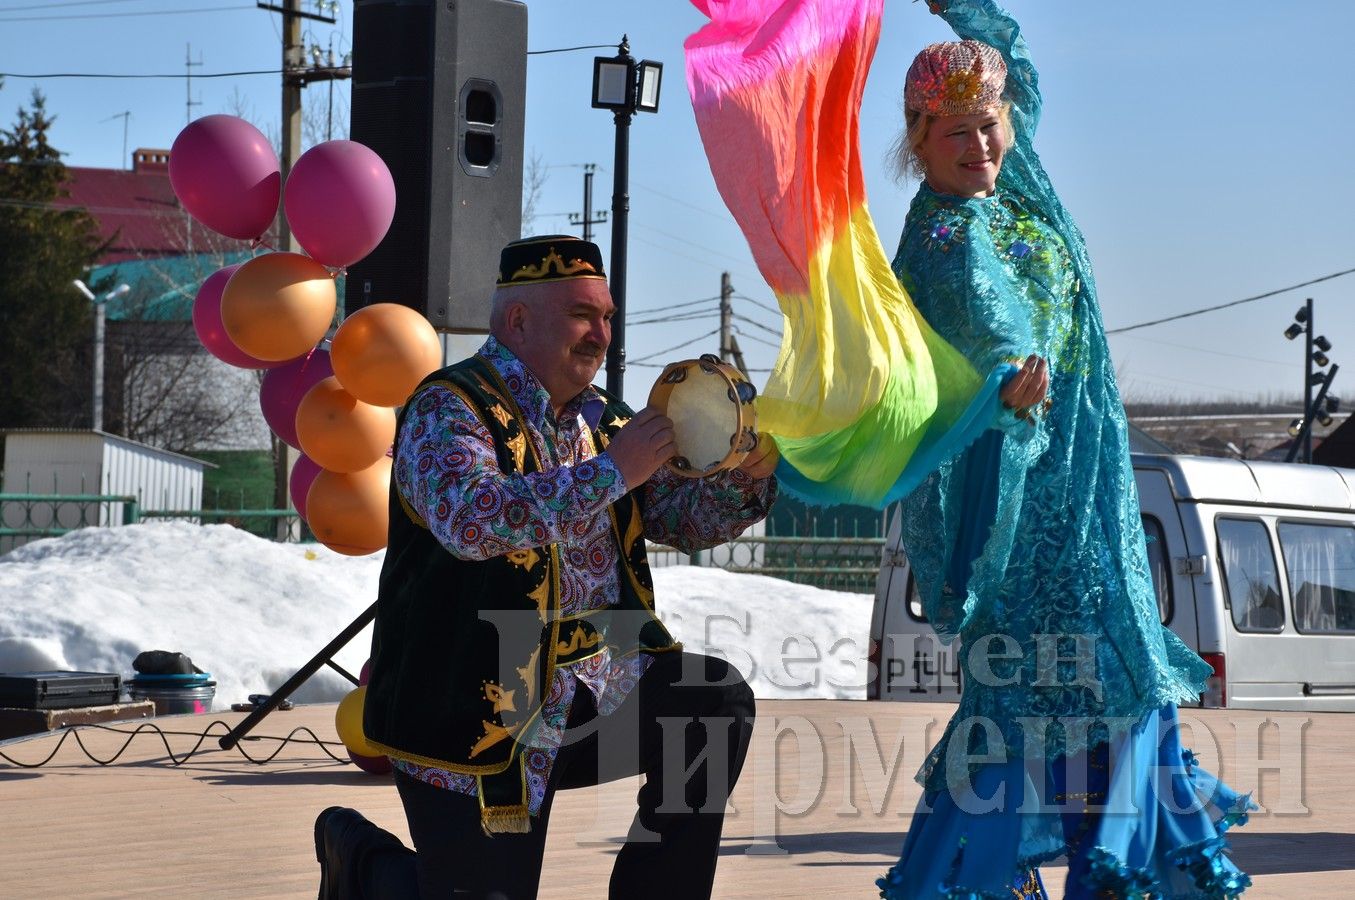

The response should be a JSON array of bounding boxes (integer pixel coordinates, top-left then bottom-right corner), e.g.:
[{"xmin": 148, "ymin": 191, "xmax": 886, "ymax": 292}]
[{"xmin": 0, "ymin": 719, "xmax": 350, "ymax": 768}]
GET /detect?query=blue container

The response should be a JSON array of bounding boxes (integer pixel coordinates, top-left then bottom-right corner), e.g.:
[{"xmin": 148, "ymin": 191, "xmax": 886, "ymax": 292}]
[{"xmin": 126, "ymin": 673, "xmax": 216, "ymax": 715}]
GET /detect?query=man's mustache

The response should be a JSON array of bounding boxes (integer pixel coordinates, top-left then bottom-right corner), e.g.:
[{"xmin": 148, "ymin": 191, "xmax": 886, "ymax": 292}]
[{"xmin": 573, "ymin": 341, "xmax": 605, "ymax": 357}]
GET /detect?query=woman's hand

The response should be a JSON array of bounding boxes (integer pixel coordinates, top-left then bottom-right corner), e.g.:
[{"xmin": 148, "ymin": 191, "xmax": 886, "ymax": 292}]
[{"xmin": 1000, "ymin": 355, "xmax": 1049, "ymax": 411}]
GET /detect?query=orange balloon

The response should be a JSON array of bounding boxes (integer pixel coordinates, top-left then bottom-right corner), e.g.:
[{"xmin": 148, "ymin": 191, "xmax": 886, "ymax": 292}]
[
  {"xmin": 306, "ymin": 457, "xmax": 391, "ymax": 556},
  {"xmin": 331, "ymin": 303, "xmax": 443, "ymax": 407},
  {"xmin": 295, "ymin": 376, "xmax": 396, "ymax": 473},
  {"xmin": 220, "ymin": 252, "xmax": 336, "ymax": 361}
]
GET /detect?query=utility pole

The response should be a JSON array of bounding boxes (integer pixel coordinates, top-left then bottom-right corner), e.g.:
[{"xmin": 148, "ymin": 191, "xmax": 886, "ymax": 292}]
[
  {"xmin": 718, "ymin": 272, "xmax": 750, "ymax": 376},
  {"xmin": 258, "ymin": 0, "xmax": 347, "ymax": 529},
  {"xmin": 567, "ymin": 164, "xmax": 607, "ymax": 242},
  {"xmin": 101, "ymin": 111, "xmax": 131, "ymax": 170},
  {"xmin": 719, "ymin": 272, "xmax": 733, "ymax": 362},
  {"xmin": 259, "ymin": 0, "xmax": 347, "ymax": 248},
  {"xmin": 185, "ymin": 45, "xmax": 202, "ymax": 125},
  {"xmin": 280, "ymin": 1, "xmax": 303, "ymax": 253}
]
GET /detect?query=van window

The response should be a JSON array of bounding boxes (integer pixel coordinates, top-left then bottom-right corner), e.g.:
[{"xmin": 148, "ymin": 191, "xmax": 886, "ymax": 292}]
[
  {"xmin": 1142, "ymin": 515, "xmax": 1173, "ymax": 625},
  {"xmin": 1216, "ymin": 518, "xmax": 1285, "ymax": 633},
  {"xmin": 1277, "ymin": 522, "xmax": 1355, "ymax": 635}
]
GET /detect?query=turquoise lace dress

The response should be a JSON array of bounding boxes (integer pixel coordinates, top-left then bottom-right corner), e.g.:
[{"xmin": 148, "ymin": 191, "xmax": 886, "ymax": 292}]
[{"xmin": 876, "ymin": 2, "xmax": 1254, "ymax": 897}]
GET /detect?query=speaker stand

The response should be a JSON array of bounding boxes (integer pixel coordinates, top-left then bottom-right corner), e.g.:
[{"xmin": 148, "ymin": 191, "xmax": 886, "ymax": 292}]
[{"xmin": 217, "ymin": 601, "xmax": 376, "ymax": 750}]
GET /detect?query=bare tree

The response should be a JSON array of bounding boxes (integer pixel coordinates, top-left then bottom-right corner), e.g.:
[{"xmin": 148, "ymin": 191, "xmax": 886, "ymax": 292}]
[
  {"xmin": 520, "ymin": 150, "xmax": 548, "ymax": 235},
  {"xmin": 101, "ymin": 211, "xmax": 271, "ymax": 453}
]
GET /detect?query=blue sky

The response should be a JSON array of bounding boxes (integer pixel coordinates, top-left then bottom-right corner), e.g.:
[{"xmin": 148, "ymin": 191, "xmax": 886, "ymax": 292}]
[{"xmin": 3, "ymin": 0, "xmax": 1353, "ymax": 410}]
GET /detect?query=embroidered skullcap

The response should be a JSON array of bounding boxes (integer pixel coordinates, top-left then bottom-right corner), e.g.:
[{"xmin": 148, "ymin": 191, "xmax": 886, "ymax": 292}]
[
  {"xmin": 904, "ymin": 40, "xmax": 1006, "ymax": 116},
  {"xmin": 497, "ymin": 235, "xmax": 606, "ymax": 286}
]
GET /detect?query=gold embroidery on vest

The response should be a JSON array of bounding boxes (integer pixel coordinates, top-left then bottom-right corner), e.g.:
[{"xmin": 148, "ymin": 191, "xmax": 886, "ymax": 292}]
[
  {"xmin": 488, "ymin": 402, "xmax": 513, "ymax": 428},
  {"xmin": 483, "ymin": 682, "xmax": 518, "ymax": 714},
  {"xmin": 526, "ymin": 576, "xmax": 550, "ymax": 620},
  {"xmin": 506, "ymin": 548, "xmax": 541, "ymax": 571},
  {"xmin": 517, "ymin": 645, "xmax": 541, "ymax": 706},
  {"xmin": 469, "ymin": 720, "xmax": 521, "ymax": 759},
  {"xmin": 506, "ymin": 431, "xmax": 527, "ymax": 472},
  {"xmin": 557, "ymin": 625, "xmax": 602, "ymax": 656}
]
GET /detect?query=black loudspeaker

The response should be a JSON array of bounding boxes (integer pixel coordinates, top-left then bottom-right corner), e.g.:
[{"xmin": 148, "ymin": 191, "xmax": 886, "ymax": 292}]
[{"xmin": 347, "ymin": 0, "xmax": 527, "ymax": 331}]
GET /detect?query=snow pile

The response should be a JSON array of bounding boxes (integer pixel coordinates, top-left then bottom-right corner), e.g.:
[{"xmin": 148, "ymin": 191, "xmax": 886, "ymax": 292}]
[{"xmin": 0, "ymin": 523, "xmax": 870, "ymax": 709}]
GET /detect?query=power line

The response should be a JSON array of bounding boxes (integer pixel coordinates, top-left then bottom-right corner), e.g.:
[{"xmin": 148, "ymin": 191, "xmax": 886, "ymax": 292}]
[
  {"xmin": 629, "ymin": 307, "xmax": 719, "ymax": 327},
  {"xmin": 629, "ymin": 329, "xmax": 721, "ymax": 365},
  {"xmin": 0, "ymin": 0, "xmax": 174, "ymax": 10},
  {"xmin": 0, "ymin": 4, "xmax": 248, "ymax": 22},
  {"xmin": 0, "ymin": 45, "xmax": 618, "ymax": 76},
  {"xmin": 731, "ymin": 326, "xmax": 781, "ymax": 351},
  {"xmin": 0, "ymin": 66, "xmax": 343, "ymax": 79},
  {"xmin": 734, "ymin": 293, "xmax": 784, "ymax": 319},
  {"xmin": 627, "ymin": 295, "xmax": 721, "ymax": 317},
  {"xmin": 1113, "ymin": 332, "xmax": 1295, "ymax": 369},
  {"xmin": 527, "ymin": 44, "xmax": 617, "ymax": 56},
  {"xmin": 1106, "ymin": 267, "xmax": 1355, "ymax": 335},
  {"xmin": 631, "ymin": 221, "xmax": 759, "ymax": 271},
  {"xmin": 731, "ymin": 312, "xmax": 782, "ymax": 338}
]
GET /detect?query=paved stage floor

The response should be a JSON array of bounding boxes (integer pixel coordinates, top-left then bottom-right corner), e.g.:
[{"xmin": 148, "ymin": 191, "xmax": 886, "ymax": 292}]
[{"xmin": 0, "ymin": 700, "xmax": 1350, "ymax": 897}]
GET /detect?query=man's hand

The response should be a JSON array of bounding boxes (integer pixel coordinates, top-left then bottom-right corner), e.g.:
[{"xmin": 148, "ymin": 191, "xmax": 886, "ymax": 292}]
[
  {"xmin": 1000, "ymin": 354, "xmax": 1049, "ymax": 411},
  {"xmin": 607, "ymin": 407, "xmax": 677, "ymax": 488},
  {"xmin": 737, "ymin": 432, "xmax": 779, "ymax": 480}
]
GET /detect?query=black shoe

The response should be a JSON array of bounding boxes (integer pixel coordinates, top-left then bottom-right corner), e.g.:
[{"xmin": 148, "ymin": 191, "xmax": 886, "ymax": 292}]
[{"xmin": 315, "ymin": 806, "xmax": 410, "ymax": 900}]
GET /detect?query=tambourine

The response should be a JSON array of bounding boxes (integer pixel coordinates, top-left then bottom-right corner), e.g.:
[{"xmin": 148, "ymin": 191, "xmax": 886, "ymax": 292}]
[{"xmin": 648, "ymin": 354, "xmax": 758, "ymax": 477}]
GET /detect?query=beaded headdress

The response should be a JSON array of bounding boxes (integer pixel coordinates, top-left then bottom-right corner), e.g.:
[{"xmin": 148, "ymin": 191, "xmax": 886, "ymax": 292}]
[{"xmin": 904, "ymin": 40, "xmax": 1006, "ymax": 117}]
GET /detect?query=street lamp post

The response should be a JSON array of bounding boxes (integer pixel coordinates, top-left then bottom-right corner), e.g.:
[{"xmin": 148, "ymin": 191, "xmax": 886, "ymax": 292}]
[
  {"xmin": 592, "ymin": 36, "xmax": 663, "ymax": 399},
  {"xmin": 73, "ymin": 279, "xmax": 130, "ymax": 432}
]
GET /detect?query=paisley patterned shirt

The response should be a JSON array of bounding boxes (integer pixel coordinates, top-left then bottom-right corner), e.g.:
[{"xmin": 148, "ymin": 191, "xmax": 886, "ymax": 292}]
[{"xmin": 390, "ymin": 336, "xmax": 775, "ymax": 812}]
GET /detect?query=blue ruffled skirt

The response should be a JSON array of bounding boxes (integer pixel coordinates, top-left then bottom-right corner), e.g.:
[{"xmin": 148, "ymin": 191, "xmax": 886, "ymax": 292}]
[{"xmin": 877, "ymin": 705, "xmax": 1254, "ymax": 899}]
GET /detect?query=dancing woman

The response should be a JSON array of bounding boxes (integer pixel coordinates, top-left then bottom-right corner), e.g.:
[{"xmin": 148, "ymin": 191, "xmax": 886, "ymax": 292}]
[{"xmin": 878, "ymin": 1, "xmax": 1253, "ymax": 897}]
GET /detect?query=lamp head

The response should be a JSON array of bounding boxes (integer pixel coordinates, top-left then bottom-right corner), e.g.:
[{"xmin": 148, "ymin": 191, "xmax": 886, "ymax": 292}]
[{"xmin": 636, "ymin": 60, "xmax": 663, "ymax": 114}]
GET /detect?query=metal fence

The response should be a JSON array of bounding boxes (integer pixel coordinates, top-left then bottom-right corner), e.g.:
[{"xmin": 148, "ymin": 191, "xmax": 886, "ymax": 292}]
[
  {"xmin": 0, "ymin": 493, "xmax": 309, "ymax": 552},
  {"xmin": 648, "ymin": 535, "xmax": 885, "ymax": 594},
  {"xmin": 0, "ymin": 493, "xmax": 141, "ymax": 554},
  {"xmin": 1, "ymin": 494, "xmax": 886, "ymax": 594}
]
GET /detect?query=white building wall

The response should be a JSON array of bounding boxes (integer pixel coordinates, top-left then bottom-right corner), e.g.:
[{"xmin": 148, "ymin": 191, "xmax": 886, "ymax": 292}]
[{"xmin": 2, "ymin": 430, "xmax": 208, "ymax": 551}]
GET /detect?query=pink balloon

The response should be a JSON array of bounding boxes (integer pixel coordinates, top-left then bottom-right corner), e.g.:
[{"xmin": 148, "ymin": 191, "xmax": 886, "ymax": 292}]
[
  {"xmin": 348, "ymin": 748, "xmax": 393, "ymax": 775},
  {"xmin": 259, "ymin": 348, "xmax": 334, "ymax": 448},
  {"xmin": 192, "ymin": 264, "xmax": 280, "ymax": 369},
  {"xmin": 289, "ymin": 454, "xmax": 323, "ymax": 518},
  {"xmin": 284, "ymin": 140, "xmax": 396, "ymax": 268},
  {"xmin": 170, "ymin": 115, "xmax": 281, "ymax": 241}
]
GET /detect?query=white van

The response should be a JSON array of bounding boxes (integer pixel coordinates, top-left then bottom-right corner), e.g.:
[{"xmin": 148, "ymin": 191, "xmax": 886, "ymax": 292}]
[{"xmin": 868, "ymin": 452, "xmax": 1355, "ymax": 711}]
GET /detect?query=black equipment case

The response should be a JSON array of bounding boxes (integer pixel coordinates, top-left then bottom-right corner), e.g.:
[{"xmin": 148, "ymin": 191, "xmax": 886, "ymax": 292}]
[{"xmin": 0, "ymin": 671, "xmax": 122, "ymax": 710}]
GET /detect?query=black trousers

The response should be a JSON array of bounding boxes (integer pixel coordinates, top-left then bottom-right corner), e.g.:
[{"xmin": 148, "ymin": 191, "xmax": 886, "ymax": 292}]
[{"xmin": 374, "ymin": 651, "xmax": 755, "ymax": 900}]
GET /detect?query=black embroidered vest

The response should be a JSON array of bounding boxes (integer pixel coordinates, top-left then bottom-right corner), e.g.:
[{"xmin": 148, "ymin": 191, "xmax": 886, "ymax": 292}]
[{"xmin": 363, "ymin": 355, "xmax": 676, "ymax": 831}]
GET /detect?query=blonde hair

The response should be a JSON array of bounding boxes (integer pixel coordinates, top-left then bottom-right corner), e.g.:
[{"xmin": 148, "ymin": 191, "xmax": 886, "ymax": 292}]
[{"xmin": 889, "ymin": 100, "xmax": 1014, "ymax": 183}]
